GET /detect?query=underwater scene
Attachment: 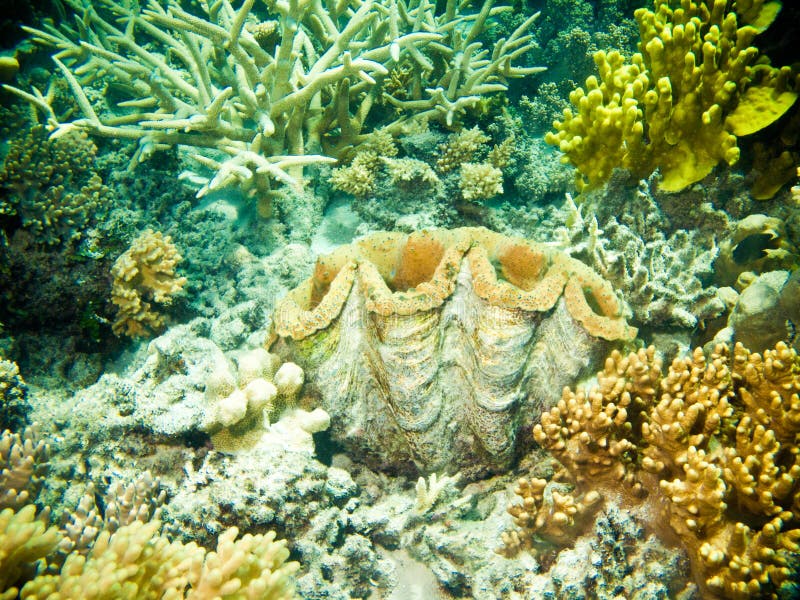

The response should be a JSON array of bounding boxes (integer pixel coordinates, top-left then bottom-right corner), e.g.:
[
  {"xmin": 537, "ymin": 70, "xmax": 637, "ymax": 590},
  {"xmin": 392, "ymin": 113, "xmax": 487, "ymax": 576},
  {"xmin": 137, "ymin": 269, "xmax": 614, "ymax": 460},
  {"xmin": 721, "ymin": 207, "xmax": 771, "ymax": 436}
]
[{"xmin": 1, "ymin": 0, "xmax": 800, "ymax": 598}]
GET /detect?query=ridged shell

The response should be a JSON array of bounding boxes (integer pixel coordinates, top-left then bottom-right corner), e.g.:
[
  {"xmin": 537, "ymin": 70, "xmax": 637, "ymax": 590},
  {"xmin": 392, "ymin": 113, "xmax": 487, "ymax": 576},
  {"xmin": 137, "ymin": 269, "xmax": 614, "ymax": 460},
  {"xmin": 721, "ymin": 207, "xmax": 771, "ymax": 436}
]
[{"xmin": 270, "ymin": 228, "xmax": 636, "ymax": 476}]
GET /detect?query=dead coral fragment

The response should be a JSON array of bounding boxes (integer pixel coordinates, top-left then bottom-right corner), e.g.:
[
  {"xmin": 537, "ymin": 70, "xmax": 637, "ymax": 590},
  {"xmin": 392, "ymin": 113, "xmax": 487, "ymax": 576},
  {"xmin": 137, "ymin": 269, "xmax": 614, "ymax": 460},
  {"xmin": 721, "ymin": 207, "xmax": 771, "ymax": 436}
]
[{"xmin": 110, "ymin": 230, "xmax": 187, "ymax": 338}]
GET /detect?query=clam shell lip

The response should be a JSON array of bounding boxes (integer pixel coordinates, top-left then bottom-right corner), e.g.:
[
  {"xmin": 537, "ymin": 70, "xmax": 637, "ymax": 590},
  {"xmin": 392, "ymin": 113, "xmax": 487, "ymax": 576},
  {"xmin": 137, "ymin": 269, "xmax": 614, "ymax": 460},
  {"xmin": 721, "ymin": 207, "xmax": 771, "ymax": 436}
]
[{"xmin": 273, "ymin": 227, "xmax": 637, "ymax": 342}]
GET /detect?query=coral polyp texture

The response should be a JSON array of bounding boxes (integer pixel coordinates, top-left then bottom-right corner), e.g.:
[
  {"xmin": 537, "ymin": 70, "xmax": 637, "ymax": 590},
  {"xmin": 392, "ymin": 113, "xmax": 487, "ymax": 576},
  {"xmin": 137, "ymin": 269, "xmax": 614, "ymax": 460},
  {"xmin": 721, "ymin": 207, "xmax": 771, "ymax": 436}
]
[
  {"xmin": 6, "ymin": 0, "xmax": 543, "ymax": 200},
  {"xmin": 0, "ymin": 124, "xmax": 109, "ymax": 246},
  {"xmin": 270, "ymin": 227, "xmax": 635, "ymax": 477},
  {"xmin": 110, "ymin": 230, "xmax": 187, "ymax": 338},
  {"xmin": 546, "ymin": 0, "xmax": 798, "ymax": 192},
  {"xmin": 518, "ymin": 340, "xmax": 800, "ymax": 599}
]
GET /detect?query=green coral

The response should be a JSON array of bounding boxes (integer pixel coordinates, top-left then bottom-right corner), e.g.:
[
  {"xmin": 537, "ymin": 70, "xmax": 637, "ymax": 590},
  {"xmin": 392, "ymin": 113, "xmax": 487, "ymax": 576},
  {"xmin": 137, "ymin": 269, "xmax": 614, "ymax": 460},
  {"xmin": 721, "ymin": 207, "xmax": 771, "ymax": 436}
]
[{"xmin": 0, "ymin": 125, "xmax": 110, "ymax": 247}]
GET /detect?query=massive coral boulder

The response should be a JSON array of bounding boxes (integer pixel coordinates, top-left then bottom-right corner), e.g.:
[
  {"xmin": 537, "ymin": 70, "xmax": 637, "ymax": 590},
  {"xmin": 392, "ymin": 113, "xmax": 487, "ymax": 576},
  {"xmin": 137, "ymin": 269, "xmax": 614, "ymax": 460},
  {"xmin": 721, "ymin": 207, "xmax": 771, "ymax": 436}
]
[{"xmin": 270, "ymin": 227, "xmax": 636, "ymax": 477}]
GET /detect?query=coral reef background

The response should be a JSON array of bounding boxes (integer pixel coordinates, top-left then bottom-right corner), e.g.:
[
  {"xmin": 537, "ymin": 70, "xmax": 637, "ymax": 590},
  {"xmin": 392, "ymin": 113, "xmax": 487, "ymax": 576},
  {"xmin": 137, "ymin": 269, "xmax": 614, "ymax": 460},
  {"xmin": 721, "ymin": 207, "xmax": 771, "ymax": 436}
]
[{"xmin": 1, "ymin": 0, "xmax": 799, "ymax": 598}]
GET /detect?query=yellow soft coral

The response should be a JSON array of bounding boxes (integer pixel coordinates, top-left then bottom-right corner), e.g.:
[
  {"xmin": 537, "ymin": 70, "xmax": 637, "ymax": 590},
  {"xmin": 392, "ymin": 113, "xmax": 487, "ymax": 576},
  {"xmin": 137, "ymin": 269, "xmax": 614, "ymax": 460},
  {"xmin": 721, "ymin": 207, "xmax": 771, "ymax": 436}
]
[
  {"xmin": 110, "ymin": 230, "xmax": 187, "ymax": 338},
  {"xmin": 546, "ymin": 0, "xmax": 798, "ymax": 192}
]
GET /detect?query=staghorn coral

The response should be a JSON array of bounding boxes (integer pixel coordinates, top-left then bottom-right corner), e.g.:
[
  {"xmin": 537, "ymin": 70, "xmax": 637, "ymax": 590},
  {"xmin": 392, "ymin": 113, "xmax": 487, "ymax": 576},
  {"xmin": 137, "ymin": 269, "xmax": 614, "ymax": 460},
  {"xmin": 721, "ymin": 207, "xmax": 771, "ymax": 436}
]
[
  {"xmin": 110, "ymin": 230, "xmax": 187, "ymax": 338},
  {"xmin": 546, "ymin": 0, "xmax": 799, "ymax": 192},
  {"xmin": 524, "ymin": 340, "xmax": 800, "ymax": 598},
  {"xmin": 7, "ymin": 0, "xmax": 543, "ymax": 202},
  {"xmin": 270, "ymin": 227, "xmax": 635, "ymax": 476},
  {"xmin": 0, "ymin": 428, "xmax": 48, "ymax": 512},
  {"xmin": 0, "ymin": 124, "xmax": 110, "ymax": 246}
]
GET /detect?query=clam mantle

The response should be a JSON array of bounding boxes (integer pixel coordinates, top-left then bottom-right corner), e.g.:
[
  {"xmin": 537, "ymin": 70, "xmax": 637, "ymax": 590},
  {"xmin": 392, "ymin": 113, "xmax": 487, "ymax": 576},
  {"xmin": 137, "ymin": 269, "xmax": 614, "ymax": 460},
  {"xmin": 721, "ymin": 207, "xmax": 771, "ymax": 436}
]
[{"xmin": 270, "ymin": 228, "xmax": 636, "ymax": 476}]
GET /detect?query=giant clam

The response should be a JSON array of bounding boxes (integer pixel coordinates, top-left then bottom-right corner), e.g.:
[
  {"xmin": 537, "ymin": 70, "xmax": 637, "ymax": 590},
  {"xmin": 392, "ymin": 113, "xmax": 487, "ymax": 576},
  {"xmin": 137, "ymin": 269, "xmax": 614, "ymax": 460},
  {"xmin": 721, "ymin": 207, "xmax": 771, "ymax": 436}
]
[{"xmin": 270, "ymin": 228, "xmax": 636, "ymax": 477}]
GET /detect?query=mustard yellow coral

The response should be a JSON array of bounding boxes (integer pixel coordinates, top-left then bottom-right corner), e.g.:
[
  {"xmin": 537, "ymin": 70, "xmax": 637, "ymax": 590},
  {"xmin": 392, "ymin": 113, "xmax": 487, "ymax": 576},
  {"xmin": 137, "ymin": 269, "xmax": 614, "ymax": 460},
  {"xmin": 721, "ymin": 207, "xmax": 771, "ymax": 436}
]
[
  {"xmin": 110, "ymin": 230, "xmax": 187, "ymax": 338},
  {"xmin": 527, "ymin": 341, "xmax": 800, "ymax": 598},
  {"xmin": 546, "ymin": 0, "xmax": 798, "ymax": 192}
]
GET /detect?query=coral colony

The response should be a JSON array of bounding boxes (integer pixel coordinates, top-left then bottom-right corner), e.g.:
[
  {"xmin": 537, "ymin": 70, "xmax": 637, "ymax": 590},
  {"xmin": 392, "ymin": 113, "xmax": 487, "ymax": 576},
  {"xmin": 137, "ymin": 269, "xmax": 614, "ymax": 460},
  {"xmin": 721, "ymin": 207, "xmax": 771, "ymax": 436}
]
[{"xmin": 1, "ymin": 1, "xmax": 800, "ymax": 599}]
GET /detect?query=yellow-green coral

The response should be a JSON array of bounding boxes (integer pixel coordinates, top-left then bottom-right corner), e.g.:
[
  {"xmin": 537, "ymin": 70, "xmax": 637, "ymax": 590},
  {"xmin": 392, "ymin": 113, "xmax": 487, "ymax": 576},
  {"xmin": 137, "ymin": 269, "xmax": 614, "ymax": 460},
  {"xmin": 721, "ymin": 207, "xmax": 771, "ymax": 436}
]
[
  {"xmin": 0, "ymin": 125, "xmax": 110, "ymax": 246},
  {"xmin": 546, "ymin": 0, "xmax": 798, "ymax": 192},
  {"xmin": 0, "ymin": 505, "xmax": 60, "ymax": 600},
  {"xmin": 110, "ymin": 230, "xmax": 187, "ymax": 338},
  {"xmin": 528, "ymin": 341, "xmax": 800, "ymax": 598},
  {"xmin": 19, "ymin": 520, "xmax": 299, "ymax": 600}
]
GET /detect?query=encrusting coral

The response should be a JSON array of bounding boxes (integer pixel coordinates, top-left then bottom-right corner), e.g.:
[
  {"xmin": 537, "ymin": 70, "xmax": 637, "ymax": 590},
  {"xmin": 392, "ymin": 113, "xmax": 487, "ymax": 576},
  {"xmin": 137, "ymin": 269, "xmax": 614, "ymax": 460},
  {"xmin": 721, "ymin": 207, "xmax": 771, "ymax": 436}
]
[
  {"xmin": 270, "ymin": 227, "xmax": 635, "ymax": 476},
  {"xmin": 7, "ymin": 0, "xmax": 543, "ymax": 203},
  {"xmin": 546, "ymin": 0, "xmax": 798, "ymax": 192},
  {"xmin": 507, "ymin": 340, "xmax": 800, "ymax": 599},
  {"xmin": 110, "ymin": 230, "xmax": 187, "ymax": 338},
  {"xmin": 0, "ymin": 124, "xmax": 110, "ymax": 247}
]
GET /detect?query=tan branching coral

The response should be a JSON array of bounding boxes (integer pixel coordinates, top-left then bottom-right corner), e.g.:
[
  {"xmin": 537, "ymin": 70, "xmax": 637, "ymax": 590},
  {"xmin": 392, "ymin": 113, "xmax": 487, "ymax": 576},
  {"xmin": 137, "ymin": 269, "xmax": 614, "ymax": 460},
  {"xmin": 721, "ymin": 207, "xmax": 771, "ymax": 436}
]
[
  {"xmin": 0, "ymin": 428, "xmax": 48, "ymax": 512},
  {"xmin": 499, "ymin": 477, "xmax": 601, "ymax": 557},
  {"xmin": 521, "ymin": 340, "xmax": 800, "ymax": 598},
  {"xmin": 383, "ymin": 158, "xmax": 440, "ymax": 190},
  {"xmin": 459, "ymin": 162, "xmax": 504, "ymax": 201},
  {"xmin": 435, "ymin": 127, "xmax": 490, "ymax": 173},
  {"xmin": 0, "ymin": 360, "xmax": 27, "ymax": 428},
  {"xmin": 110, "ymin": 230, "xmax": 187, "ymax": 338}
]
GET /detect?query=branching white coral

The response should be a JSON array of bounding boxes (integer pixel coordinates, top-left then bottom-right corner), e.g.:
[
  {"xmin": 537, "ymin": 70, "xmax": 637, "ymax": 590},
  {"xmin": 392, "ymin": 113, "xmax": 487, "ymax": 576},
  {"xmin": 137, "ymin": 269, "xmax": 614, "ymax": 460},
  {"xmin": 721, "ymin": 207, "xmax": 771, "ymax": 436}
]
[{"xmin": 5, "ymin": 0, "xmax": 543, "ymax": 201}]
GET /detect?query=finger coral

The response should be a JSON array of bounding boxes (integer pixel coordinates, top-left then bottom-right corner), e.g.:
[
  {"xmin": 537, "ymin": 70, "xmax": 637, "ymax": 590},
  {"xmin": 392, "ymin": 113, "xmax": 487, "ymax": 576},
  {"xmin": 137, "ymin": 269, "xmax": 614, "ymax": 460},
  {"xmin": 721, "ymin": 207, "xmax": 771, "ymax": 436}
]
[
  {"xmin": 0, "ymin": 428, "xmax": 48, "ymax": 512},
  {"xmin": 0, "ymin": 505, "xmax": 60, "ymax": 600},
  {"xmin": 546, "ymin": 0, "xmax": 798, "ymax": 192},
  {"xmin": 270, "ymin": 227, "xmax": 635, "ymax": 477},
  {"xmin": 110, "ymin": 230, "xmax": 187, "ymax": 338},
  {"xmin": 520, "ymin": 340, "xmax": 800, "ymax": 598},
  {"xmin": 19, "ymin": 520, "xmax": 299, "ymax": 600}
]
